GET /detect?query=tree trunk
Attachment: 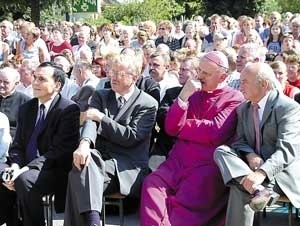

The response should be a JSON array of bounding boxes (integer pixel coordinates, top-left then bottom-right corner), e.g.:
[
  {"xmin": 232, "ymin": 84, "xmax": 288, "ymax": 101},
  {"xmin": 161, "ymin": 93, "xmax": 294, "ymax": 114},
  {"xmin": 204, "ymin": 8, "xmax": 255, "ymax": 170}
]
[{"xmin": 30, "ymin": 0, "xmax": 40, "ymax": 26}]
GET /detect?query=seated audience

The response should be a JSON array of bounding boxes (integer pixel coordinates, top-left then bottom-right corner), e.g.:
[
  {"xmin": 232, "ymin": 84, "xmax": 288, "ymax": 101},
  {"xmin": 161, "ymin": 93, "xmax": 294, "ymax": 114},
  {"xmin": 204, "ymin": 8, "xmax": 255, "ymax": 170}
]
[
  {"xmin": 285, "ymin": 52, "xmax": 300, "ymax": 88},
  {"xmin": 149, "ymin": 56, "xmax": 200, "ymax": 170},
  {"xmin": 270, "ymin": 60, "xmax": 300, "ymax": 98},
  {"xmin": 16, "ymin": 59, "xmax": 39, "ymax": 98},
  {"xmin": 0, "ymin": 62, "xmax": 80, "ymax": 226},
  {"xmin": 0, "ymin": 67, "xmax": 30, "ymax": 138},
  {"xmin": 140, "ymin": 51, "xmax": 244, "ymax": 226},
  {"xmin": 63, "ymin": 53, "xmax": 158, "ymax": 226},
  {"xmin": 214, "ymin": 62, "xmax": 300, "ymax": 226},
  {"xmin": 155, "ymin": 20, "xmax": 180, "ymax": 51}
]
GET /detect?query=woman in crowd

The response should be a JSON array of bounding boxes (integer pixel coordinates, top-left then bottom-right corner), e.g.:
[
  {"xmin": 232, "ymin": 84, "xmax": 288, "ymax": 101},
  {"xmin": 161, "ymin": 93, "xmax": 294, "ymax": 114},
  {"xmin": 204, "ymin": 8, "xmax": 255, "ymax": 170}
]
[
  {"xmin": 95, "ymin": 23, "xmax": 119, "ymax": 57},
  {"xmin": 15, "ymin": 22, "xmax": 50, "ymax": 63},
  {"xmin": 265, "ymin": 21, "xmax": 283, "ymax": 55},
  {"xmin": 48, "ymin": 27, "xmax": 72, "ymax": 61}
]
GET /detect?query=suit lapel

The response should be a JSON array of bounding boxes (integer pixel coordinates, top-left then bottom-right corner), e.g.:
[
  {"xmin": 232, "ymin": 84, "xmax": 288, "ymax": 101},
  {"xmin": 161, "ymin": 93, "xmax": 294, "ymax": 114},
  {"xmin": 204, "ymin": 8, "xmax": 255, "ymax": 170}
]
[
  {"xmin": 114, "ymin": 87, "xmax": 141, "ymax": 122},
  {"xmin": 40, "ymin": 94, "xmax": 60, "ymax": 132},
  {"xmin": 260, "ymin": 90, "xmax": 278, "ymax": 128},
  {"xmin": 27, "ymin": 99, "xmax": 39, "ymax": 136},
  {"xmin": 246, "ymin": 102, "xmax": 256, "ymax": 147},
  {"xmin": 108, "ymin": 90, "xmax": 119, "ymax": 119}
]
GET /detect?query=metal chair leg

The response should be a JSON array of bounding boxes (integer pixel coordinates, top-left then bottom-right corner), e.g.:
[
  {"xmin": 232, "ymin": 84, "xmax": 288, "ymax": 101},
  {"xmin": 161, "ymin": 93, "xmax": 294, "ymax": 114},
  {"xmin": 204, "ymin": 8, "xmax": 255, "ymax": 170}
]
[
  {"xmin": 288, "ymin": 203, "xmax": 292, "ymax": 226},
  {"xmin": 102, "ymin": 196, "xmax": 106, "ymax": 226},
  {"xmin": 119, "ymin": 199, "xmax": 124, "ymax": 226}
]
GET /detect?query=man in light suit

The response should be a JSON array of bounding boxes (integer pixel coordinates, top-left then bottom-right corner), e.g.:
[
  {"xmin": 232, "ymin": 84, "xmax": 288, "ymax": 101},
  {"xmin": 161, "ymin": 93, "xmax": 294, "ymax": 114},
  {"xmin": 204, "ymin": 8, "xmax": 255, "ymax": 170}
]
[
  {"xmin": 0, "ymin": 62, "xmax": 80, "ymax": 226},
  {"xmin": 63, "ymin": 53, "xmax": 158, "ymax": 226},
  {"xmin": 214, "ymin": 62, "xmax": 300, "ymax": 226}
]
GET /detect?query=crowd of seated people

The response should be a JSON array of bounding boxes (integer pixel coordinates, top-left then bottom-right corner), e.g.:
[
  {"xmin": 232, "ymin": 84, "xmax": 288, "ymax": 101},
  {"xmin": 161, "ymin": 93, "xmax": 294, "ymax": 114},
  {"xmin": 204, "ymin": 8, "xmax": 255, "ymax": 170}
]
[{"xmin": 0, "ymin": 11, "xmax": 300, "ymax": 226}]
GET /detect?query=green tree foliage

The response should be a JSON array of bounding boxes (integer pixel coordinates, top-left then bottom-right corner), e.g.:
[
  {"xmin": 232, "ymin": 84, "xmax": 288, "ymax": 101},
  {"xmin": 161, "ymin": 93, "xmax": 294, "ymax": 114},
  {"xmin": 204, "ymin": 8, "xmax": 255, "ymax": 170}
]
[
  {"xmin": 204, "ymin": 0, "xmax": 281, "ymax": 18},
  {"xmin": 277, "ymin": 0, "xmax": 300, "ymax": 13},
  {"xmin": 101, "ymin": 0, "xmax": 184, "ymax": 25}
]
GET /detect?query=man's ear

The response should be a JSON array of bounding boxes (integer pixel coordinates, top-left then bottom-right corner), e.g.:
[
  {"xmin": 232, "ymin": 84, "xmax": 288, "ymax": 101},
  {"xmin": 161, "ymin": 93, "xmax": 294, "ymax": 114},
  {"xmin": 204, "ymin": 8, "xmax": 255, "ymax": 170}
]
[
  {"xmin": 55, "ymin": 81, "xmax": 62, "ymax": 91},
  {"xmin": 260, "ymin": 79, "xmax": 269, "ymax": 89}
]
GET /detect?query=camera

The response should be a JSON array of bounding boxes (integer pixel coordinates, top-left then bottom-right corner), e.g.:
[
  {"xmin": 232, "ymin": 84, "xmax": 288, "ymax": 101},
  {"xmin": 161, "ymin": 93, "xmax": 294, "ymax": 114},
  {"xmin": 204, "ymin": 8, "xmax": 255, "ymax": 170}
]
[
  {"xmin": 265, "ymin": 53, "xmax": 277, "ymax": 62},
  {"xmin": 2, "ymin": 169, "xmax": 14, "ymax": 182}
]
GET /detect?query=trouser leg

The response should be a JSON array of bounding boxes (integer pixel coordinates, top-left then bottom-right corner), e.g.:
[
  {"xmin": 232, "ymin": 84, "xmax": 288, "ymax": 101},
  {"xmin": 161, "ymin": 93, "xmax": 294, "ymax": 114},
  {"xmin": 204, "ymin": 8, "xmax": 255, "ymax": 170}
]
[
  {"xmin": 14, "ymin": 168, "xmax": 56, "ymax": 226},
  {"xmin": 64, "ymin": 150, "xmax": 119, "ymax": 226},
  {"xmin": 225, "ymin": 185, "xmax": 254, "ymax": 226}
]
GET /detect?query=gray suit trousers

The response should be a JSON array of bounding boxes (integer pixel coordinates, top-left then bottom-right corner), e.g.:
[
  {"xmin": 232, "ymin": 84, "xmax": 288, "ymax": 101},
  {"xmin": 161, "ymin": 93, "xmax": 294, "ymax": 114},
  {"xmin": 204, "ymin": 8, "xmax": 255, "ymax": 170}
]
[
  {"xmin": 64, "ymin": 149, "xmax": 119, "ymax": 226},
  {"xmin": 214, "ymin": 145, "xmax": 283, "ymax": 226}
]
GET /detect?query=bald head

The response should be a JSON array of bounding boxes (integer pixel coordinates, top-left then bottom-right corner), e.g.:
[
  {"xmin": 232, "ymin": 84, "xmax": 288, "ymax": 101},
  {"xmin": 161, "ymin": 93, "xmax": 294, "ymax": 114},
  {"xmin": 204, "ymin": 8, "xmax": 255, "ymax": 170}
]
[{"xmin": 0, "ymin": 67, "xmax": 20, "ymax": 97}]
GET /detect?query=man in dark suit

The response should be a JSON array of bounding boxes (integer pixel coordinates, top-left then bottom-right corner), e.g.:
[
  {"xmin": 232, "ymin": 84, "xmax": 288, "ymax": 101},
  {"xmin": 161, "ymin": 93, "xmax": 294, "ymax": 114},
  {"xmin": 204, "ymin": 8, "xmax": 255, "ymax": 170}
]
[
  {"xmin": 0, "ymin": 62, "xmax": 80, "ymax": 226},
  {"xmin": 63, "ymin": 53, "xmax": 158, "ymax": 226},
  {"xmin": 149, "ymin": 56, "xmax": 199, "ymax": 170},
  {"xmin": 214, "ymin": 62, "xmax": 300, "ymax": 226}
]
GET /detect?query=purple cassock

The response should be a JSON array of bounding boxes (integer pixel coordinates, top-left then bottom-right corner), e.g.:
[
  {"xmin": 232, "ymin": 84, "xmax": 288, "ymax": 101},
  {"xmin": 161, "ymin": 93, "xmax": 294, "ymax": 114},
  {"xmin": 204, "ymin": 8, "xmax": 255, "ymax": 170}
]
[{"xmin": 140, "ymin": 86, "xmax": 244, "ymax": 226}]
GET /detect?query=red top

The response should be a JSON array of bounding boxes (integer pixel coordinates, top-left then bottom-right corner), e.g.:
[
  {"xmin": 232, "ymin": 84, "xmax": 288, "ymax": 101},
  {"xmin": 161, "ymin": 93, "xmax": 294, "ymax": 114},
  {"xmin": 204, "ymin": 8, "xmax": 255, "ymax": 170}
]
[
  {"xmin": 288, "ymin": 79, "xmax": 300, "ymax": 89},
  {"xmin": 284, "ymin": 82, "xmax": 298, "ymax": 98},
  {"xmin": 48, "ymin": 41, "xmax": 72, "ymax": 60}
]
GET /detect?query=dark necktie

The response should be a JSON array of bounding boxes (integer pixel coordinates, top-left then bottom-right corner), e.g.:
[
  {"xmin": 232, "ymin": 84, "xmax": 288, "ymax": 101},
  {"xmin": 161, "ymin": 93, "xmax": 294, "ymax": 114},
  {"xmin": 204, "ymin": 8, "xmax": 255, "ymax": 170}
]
[
  {"xmin": 252, "ymin": 103, "xmax": 260, "ymax": 154},
  {"xmin": 26, "ymin": 104, "xmax": 46, "ymax": 163},
  {"xmin": 117, "ymin": 96, "xmax": 126, "ymax": 112}
]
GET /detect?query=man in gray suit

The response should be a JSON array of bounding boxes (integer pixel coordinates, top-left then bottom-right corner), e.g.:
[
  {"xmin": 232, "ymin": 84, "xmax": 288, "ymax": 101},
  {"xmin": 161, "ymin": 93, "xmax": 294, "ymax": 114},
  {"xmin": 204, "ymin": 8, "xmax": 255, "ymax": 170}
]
[
  {"xmin": 214, "ymin": 62, "xmax": 300, "ymax": 226},
  {"xmin": 63, "ymin": 53, "xmax": 158, "ymax": 226}
]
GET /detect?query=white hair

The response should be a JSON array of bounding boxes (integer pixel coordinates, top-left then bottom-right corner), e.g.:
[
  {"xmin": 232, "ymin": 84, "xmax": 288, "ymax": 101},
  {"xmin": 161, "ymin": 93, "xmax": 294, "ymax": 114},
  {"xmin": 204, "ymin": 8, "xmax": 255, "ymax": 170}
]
[
  {"xmin": 256, "ymin": 62, "xmax": 282, "ymax": 91},
  {"xmin": 0, "ymin": 67, "xmax": 20, "ymax": 81}
]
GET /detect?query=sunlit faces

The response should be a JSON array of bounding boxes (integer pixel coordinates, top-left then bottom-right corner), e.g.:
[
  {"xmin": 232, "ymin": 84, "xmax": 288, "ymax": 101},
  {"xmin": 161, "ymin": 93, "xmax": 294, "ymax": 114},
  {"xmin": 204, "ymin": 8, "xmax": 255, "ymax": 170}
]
[
  {"xmin": 77, "ymin": 32, "xmax": 88, "ymax": 46},
  {"xmin": 239, "ymin": 65, "xmax": 266, "ymax": 102},
  {"xmin": 0, "ymin": 70, "xmax": 19, "ymax": 97},
  {"xmin": 270, "ymin": 25, "xmax": 281, "ymax": 37},
  {"xmin": 281, "ymin": 35, "xmax": 294, "ymax": 51},
  {"xmin": 52, "ymin": 30, "xmax": 63, "ymax": 41},
  {"xmin": 32, "ymin": 66, "xmax": 61, "ymax": 103},
  {"xmin": 286, "ymin": 62, "xmax": 300, "ymax": 81},
  {"xmin": 197, "ymin": 57, "xmax": 226, "ymax": 91},
  {"xmin": 109, "ymin": 64, "xmax": 137, "ymax": 95},
  {"xmin": 178, "ymin": 60, "xmax": 198, "ymax": 86},
  {"xmin": 149, "ymin": 55, "xmax": 168, "ymax": 82},
  {"xmin": 236, "ymin": 47, "xmax": 253, "ymax": 72},
  {"xmin": 19, "ymin": 64, "xmax": 34, "ymax": 85}
]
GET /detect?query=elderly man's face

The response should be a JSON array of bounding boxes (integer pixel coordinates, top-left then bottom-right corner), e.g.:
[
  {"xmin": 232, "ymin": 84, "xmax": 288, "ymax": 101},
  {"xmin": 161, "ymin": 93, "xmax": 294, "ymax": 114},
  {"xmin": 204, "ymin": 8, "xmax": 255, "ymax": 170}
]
[
  {"xmin": 0, "ymin": 22, "xmax": 11, "ymax": 38},
  {"xmin": 109, "ymin": 64, "xmax": 136, "ymax": 95},
  {"xmin": 0, "ymin": 71, "xmax": 19, "ymax": 97},
  {"xmin": 237, "ymin": 48, "xmax": 252, "ymax": 72},
  {"xmin": 149, "ymin": 56, "xmax": 168, "ymax": 82},
  {"xmin": 239, "ymin": 65, "xmax": 266, "ymax": 102},
  {"xmin": 19, "ymin": 64, "xmax": 34, "ymax": 85},
  {"xmin": 178, "ymin": 60, "xmax": 198, "ymax": 86},
  {"xmin": 197, "ymin": 57, "xmax": 224, "ymax": 91}
]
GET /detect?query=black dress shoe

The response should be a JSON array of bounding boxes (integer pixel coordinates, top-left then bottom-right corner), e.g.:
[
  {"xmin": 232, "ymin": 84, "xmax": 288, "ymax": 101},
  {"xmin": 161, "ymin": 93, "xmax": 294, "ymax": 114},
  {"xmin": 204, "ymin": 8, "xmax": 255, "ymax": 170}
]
[{"xmin": 249, "ymin": 188, "xmax": 280, "ymax": 211}]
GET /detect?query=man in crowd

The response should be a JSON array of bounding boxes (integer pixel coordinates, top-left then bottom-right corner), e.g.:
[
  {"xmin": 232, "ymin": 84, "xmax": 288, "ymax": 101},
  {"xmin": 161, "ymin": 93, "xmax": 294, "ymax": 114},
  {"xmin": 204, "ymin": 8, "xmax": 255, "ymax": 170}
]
[
  {"xmin": 0, "ymin": 62, "xmax": 80, "ymax": 226},
  {"xmin": 141, "ymin": 51, "xmax": 244, "ymax": 226},
  {"xmin": 63, "ymin": 53, "xmax": 158, "ymax": 226},
  {"xmin": 149, "ymin": 51, "xmax": 180, "ymax": 102},
  {"xmin": 214, "ymin": 62, "xmax": 300, "ymax": 226},
  {"xmin": 0, "ymin": 67, "xmax": 31, "ymax": 138},
  {"xmin": 17, "ymin": 59, "xmax": 39, "ymax": 98}
]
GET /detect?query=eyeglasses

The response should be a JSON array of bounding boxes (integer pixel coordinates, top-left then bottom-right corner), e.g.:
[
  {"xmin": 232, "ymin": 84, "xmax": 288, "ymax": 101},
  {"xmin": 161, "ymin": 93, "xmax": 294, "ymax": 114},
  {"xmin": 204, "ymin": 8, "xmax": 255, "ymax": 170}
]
[
  {"xmin": 108, "ymin": 70, "xmax": 134, "ymax": 78},
  {"xmin": 159, "ymin": 27, "xmax": 166, "ymax": 30}
]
